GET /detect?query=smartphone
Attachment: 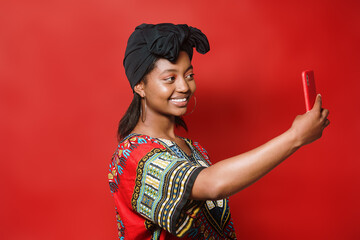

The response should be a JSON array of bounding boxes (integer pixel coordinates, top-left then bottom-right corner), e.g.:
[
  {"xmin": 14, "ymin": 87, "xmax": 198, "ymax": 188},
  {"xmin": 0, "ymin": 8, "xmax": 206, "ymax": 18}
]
[{"xmin": 302, "ymin": 70, "xmax": 317, "ymax": 112}]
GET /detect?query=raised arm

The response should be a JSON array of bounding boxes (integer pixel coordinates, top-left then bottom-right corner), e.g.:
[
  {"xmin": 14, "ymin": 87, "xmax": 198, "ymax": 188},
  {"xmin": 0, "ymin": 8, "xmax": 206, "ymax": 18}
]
[{"xmin": 191, "ymin": 94, "xmax": 330, "ymax": 200}]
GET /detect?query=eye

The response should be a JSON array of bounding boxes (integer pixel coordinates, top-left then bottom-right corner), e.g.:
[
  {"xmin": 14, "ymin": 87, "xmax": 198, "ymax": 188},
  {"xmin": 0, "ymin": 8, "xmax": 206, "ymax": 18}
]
[
  {"xmin": 164, "ymin": 76, "xmax": 176, "ymax": 82},
  {"xmin": 185, "ymin": 73, "xmax": 195, "ymax": 80}
]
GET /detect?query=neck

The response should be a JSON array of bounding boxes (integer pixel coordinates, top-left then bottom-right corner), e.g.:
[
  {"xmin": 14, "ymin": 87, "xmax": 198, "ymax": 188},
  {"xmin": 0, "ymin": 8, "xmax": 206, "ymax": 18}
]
[{"xmin": 132, "ymin": 111, "xmax": 178, "ymax": 141}]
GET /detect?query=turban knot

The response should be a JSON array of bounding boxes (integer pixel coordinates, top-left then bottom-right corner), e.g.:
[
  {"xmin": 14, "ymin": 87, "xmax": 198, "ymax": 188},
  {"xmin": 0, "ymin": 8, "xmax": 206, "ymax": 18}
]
[{"xmin": 123, "ymin": 23, "xmax": 210, "ymax": 89}]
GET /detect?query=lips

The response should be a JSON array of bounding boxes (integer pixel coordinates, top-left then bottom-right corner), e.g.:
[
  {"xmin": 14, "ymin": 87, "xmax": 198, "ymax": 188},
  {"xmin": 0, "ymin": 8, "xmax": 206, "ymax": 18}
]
[{"xmin": 170, "ymin": 96, "xmax": 189, "ymax": 107}]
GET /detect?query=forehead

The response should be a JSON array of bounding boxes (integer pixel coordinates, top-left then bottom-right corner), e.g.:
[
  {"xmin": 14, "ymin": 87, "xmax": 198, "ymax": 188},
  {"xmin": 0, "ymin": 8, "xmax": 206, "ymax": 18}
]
[{"xmin": 153, "ymin": 51, "xmax": 191, "ymax": 73}]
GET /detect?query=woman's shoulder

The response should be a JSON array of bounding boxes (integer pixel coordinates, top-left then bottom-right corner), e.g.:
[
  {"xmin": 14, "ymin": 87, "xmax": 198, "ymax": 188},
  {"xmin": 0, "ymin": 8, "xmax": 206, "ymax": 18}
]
[
  {"xmin": 113, "ymin": 134, "xmax": 166, "ymax": 161},
  {"xmin": 120, "ymin": 133, "xmax": 163, "ymax": 147}
]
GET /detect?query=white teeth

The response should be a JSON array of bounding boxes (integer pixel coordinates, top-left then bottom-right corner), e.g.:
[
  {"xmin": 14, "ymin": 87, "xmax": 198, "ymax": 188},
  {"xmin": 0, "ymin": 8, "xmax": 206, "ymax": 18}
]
[{"xmin": 171, "ymin": 98, "xmax": 187, "ymax": 102}]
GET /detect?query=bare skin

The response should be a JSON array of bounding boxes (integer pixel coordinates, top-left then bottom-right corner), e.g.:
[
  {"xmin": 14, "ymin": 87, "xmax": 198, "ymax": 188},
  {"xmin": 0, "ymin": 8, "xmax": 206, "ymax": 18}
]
[
  {"xmin": 132, "ymin": 51, "xmax": 195, "ymax": 154},
  {"xmin": 191, "ymin": 95, "xmax": 330, "ymax": 200},
  {"xmin": 132, "ymin": 51, "xmax": 330, "ymax": 201}
]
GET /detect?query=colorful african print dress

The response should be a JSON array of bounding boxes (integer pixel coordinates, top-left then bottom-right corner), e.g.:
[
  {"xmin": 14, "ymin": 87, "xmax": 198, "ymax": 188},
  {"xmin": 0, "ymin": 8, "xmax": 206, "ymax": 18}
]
[{"xmin": 108, "ymin": 134, "xmax": 237, "ymax": 239}]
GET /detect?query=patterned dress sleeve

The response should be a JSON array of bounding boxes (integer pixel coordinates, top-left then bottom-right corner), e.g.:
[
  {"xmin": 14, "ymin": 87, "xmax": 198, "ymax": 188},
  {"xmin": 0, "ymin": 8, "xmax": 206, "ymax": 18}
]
[
  {"xmin": 109, "ymin": 135, "xmax": 238, "ymax": 239},
  {"xmin": 131, "ymin": 140, "xmax": 206, "ymax": 237},
  {"xmin": 109, "ymin": 134, "xmax": 207, "ymax": 238}
]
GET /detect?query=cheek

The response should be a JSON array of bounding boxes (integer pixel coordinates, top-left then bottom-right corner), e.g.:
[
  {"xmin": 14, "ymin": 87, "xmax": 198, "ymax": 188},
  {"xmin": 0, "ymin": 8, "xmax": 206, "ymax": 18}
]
[
  {"xmin": 189, "ymin": 81, "xmax": 196, "ymax": 94},
  {"xmin": 146, "ymin": 83, "xmax": 173, "ymax": 101},
  {"xmin": 156, "ymin": 85, "xmax": 173, "ymax": 98}
]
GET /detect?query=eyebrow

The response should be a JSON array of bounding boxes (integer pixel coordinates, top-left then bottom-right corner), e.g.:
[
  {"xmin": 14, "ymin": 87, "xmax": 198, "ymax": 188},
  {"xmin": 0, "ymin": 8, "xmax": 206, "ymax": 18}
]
[{"xmin": 160, "ymin": 65, "xmax": 193, "ymax": 74}]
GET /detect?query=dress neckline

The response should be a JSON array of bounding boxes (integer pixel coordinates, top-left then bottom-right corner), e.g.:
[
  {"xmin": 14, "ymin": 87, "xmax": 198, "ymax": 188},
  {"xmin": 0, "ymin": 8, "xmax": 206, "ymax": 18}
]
[{"xmin": 124, "ymin": 133, "xmax": 194, "ymax": 158}]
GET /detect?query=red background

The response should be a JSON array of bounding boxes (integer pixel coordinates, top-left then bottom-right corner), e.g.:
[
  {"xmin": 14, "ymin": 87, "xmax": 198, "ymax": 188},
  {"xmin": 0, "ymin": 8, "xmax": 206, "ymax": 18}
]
[{"xmin": 1, "ymin": 0, "xmax": 359, "ymax": 239}]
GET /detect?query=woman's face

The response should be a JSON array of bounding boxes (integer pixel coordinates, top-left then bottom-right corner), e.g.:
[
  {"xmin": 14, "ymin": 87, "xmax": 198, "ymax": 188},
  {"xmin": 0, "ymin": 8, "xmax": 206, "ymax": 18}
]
[{"xmin": 136, "ymin": 51, "xmax": 196, "ymax": 118}]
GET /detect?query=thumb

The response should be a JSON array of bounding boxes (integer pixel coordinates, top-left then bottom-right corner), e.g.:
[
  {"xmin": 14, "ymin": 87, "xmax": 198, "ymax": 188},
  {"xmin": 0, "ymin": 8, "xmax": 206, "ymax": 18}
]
[{"xmin": 312, "ymin": 94, "xmax": 322, "ymax": 111}]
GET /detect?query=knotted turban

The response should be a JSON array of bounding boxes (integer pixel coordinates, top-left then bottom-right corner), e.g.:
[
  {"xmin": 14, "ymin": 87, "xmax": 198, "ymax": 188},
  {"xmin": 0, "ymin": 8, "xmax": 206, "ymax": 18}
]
[{"xmin": 123, "ymin": 23, "xmax": 210, "ymax": 89}]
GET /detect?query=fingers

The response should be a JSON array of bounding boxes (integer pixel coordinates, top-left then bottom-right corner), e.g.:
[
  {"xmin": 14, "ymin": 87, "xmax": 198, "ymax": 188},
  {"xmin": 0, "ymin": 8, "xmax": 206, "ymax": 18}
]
[
  {"xmin": 312, "ymin": 94, "xmax": 322, "ymax": 112},
  {"xmin": 312, "ymin": 94, "xmax": 330, "ymax": 129},
  {"xmin": 324, "ymin": 119, "xmax": 330, "ymax": 128},
  {"xmin": 321, "ymin": 108, "xmax": 330, "ymax": 129},
  {"xmin": 321, "ymin": 108, "xmax": 329, "ymax": 121}
]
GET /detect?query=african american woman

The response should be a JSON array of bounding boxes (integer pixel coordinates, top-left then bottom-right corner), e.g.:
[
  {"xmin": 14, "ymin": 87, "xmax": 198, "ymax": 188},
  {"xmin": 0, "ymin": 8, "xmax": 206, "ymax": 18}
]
[{"xmin": 107, "ymin": 23, "xmax": 330, "ymax": 240}]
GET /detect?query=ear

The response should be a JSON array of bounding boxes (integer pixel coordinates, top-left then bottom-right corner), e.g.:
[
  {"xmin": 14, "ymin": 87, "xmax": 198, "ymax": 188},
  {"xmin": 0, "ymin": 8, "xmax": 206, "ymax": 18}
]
[{"xmin": 134, "ymin": 81, "xmax": 145, "ymax": 98}]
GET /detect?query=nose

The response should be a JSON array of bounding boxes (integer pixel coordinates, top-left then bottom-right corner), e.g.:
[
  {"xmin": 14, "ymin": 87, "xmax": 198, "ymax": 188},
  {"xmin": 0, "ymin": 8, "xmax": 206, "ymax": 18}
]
[{"xmin": 176, "ymin": 77, "xmax": 190, "ymax": 93}]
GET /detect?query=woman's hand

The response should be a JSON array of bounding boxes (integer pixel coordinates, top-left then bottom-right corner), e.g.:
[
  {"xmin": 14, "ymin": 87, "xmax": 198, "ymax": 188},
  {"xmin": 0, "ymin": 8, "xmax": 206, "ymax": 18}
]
[
  {"xmin": 289, "ymin": 94, "xmax": 330, "ymax": 147},
  {"xmin": 190, "ymin": 94, "xmax": 330, "ymax": 200}
]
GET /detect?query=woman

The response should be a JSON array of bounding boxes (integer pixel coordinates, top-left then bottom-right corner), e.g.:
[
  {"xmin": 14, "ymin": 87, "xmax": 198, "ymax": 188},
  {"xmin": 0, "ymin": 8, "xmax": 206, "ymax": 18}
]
[{"xmin": 108, "ymin": 23, "xmax": 330, "ymax": 240}]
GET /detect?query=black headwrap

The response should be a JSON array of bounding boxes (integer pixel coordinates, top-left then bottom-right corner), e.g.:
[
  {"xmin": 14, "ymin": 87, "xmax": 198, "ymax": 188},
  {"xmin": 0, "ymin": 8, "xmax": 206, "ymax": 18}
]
[{"xmin": 123, "ymin": 23, "xmax": 210, "ymax": 89}]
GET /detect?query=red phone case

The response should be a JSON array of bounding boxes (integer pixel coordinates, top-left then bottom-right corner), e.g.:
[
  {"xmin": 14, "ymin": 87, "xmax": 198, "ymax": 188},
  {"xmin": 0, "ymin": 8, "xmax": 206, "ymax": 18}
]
[{"xmin": 302, "ymin": 70, "xmax": 317, "ymax": 111}]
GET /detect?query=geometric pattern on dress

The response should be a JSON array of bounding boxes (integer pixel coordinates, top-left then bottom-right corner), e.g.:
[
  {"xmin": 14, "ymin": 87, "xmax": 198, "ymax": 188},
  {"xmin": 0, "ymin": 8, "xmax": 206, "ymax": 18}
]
[
  {"xmin": 108, "ymin": 133, "xmax": 237, "ymax": 239},
  {"xmin": 152, "ymin": 137, "xmax": 237, "ymax": 239},
  {"xmin": 109, "ymin": 134, "xmax": 160, "ymax": 194},
  {"xmin": 202, "ymin": 199, "xmax": 232, "ymax": 237},
  {"xmin": 132, "ymin": 147, "xmax": 204, "ymax": 236},
  {"xmin": 115, "ymin": 208, "xmax": 125, "ymax": 240}
]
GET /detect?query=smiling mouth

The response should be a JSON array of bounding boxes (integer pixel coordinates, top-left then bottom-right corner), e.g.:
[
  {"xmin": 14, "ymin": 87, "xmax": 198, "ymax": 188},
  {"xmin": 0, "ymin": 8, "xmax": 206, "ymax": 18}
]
[{"xmin": 170, "ymin": 98, "xmax": 188, "ymax": 102}]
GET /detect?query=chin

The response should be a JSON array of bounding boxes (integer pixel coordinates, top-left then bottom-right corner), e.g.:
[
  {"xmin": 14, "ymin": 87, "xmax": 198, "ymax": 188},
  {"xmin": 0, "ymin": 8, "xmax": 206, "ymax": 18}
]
[{"xmin": 172, "ymin": 109, "xmax": 188, "ymax": 117}]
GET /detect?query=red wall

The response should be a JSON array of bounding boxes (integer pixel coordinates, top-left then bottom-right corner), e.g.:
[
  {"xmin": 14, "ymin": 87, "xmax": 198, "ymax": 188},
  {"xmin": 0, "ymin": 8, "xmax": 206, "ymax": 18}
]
[{"xmin": 1, "ymin": 0, "xmax": 359, "ymax": 239}]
